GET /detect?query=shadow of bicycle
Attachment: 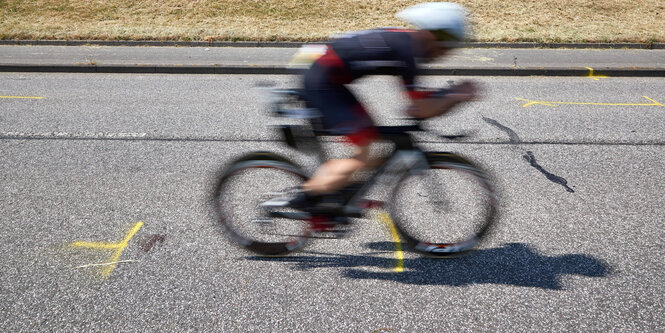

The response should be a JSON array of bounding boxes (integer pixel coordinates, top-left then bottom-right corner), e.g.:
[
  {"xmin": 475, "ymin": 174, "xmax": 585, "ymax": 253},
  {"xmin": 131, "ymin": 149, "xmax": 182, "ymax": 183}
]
[{"xmin": 248, "ymin": 242, "xmax": 610, "ymax": 290}]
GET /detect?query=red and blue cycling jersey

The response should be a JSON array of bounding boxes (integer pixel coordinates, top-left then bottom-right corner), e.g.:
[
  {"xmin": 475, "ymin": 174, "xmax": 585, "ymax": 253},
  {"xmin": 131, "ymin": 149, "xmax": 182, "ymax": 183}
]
[{"xmin": 303, "ymin": 29, "xmax": 430, "ymax": 146}]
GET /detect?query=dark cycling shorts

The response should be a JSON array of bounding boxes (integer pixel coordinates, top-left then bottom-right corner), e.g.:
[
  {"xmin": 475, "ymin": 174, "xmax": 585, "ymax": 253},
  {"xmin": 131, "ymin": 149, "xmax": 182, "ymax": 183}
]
[{"xmin": 303, "ymin": 53, "xmax": 377, "ymax": 147}]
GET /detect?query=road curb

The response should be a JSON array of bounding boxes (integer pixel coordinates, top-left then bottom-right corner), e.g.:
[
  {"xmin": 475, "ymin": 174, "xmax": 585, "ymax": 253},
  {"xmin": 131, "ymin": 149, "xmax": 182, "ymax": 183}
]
[
  {"xmin": 0, "ymin": 64, "xmax": 296, "ymax": 75},
  {"xmin": 1, "ymin": 39, "xmax": 664, "ymax": 49},
  {"xmin": 1, "ymin": 64, "xmax": 665, "ymax": 77}
]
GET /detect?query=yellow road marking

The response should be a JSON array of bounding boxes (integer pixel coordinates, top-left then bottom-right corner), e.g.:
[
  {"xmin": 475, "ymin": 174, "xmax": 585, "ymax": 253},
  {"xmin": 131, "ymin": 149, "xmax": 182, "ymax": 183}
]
[
  {"xmin": 585, "ymin": 67, "xmax": 608, "ymax": 81},
  {"xmin": 70, "ymin": 241, "xmax": 125, "ymax": 249},
  {"xmin": 0, "ymin": 95, "xmax": 44, "ymax": 99},
  {"xmin": 70, "ymin": 221, "xmax": 143, "ymax": 278},
  {"xmin": 378, "ymin": 212, "xmax": 404, "ymax": 273},
  {"xmin": 516, "ymin": 96, "xmax": 664, "ymax": 108}
]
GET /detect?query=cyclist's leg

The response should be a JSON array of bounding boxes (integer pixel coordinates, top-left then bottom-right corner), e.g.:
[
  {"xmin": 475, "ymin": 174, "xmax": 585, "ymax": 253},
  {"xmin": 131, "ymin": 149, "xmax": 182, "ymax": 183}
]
[
  {"xmin": 302, "ymin": 74, "xmax": 378, "ymax": 195},
  {"xmin": 303, "ymin": 144, "xmax": 370, "ymax": 194}
]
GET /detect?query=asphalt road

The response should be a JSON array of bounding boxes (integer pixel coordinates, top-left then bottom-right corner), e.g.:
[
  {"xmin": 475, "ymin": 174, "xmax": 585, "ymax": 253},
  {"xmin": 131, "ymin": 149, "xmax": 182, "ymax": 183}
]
[{"xmin": 1, "ymin": 73, "xmax": 664, "ymax": 331}]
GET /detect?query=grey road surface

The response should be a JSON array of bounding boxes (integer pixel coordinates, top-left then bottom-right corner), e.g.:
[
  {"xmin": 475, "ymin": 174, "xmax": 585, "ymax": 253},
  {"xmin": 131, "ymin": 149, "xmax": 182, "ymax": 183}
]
[{"xmin": 1, "ymin": 73, "xmax": 663, "ymax": 331}]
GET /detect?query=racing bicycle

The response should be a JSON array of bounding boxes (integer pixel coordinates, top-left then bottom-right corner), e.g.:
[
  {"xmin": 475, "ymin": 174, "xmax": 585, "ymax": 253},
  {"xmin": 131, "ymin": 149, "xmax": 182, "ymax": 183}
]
[{"xmin": 210, "ymin": 88, "xmax": 498, "ymax": 257}]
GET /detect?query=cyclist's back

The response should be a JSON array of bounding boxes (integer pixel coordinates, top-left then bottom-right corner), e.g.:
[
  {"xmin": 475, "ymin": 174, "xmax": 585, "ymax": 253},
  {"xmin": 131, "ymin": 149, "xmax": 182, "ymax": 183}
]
[{"xmin": 309, "ymin": 29, "xmax": 423, "ymax": 83}]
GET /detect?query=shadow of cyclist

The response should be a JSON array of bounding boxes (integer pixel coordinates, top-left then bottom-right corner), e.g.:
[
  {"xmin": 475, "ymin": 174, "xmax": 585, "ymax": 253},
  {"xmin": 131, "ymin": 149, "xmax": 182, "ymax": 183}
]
[{"xmin": 247, "ymin": 242, "xmax": 610, "ymax": 290}]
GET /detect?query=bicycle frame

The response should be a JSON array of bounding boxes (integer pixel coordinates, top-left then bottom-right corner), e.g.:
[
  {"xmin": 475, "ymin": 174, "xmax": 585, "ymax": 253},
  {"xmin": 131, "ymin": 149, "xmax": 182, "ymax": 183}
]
[
  {"xmin": 344, "ymin": 144, "xmax": 430, "ymax": 216},
  {"xmin": 279, "ymin": 121, "xmax": 433, "ymax": 218}
]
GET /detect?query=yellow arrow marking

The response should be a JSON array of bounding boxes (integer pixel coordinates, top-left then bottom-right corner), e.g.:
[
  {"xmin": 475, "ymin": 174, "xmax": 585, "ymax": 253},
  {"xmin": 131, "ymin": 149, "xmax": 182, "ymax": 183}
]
[
  {"xmin": 585, "ymin": 67, "xmax": 608, "ymax": 81},
  {"xmin": 516, "ymin": 96, "xmax": 664, "ymax": 108},
  {"xmin": 70, "ymin": 222, "xmax": 143, "ymax": 278},
  {"xmin": 378, "ymin": 212, "xmax": 404, "ymax": 273},
  {"xmin": 0, "ymin": 95, "xmax": 44, "ymax": 99}
]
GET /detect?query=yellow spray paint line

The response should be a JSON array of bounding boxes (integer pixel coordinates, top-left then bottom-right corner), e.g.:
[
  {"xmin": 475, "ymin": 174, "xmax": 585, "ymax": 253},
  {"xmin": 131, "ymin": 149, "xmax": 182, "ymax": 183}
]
[
  {"xmin": 643, "ymin": 96, "xmax": 665, "ymax": 106},
  {"xmin": 378, "ymin": 212, "xmax": 404, "ymax": 273},
  {"xmin": 585, "ymin": 67, "xmax": 608, "ymax": 81},
  {"xmin": 70, "ymin": 241, "xmax": 125, "ymax": 249},
  {"xmin": 103, "ymin": 221, "xmax": 143, "ymax": 277},
  {"xmin": 516, "ymin": 96, "xmax": 664, "ymax": 108},
  {"xmin": 0, "ymin": 95, "xmax": 44, "ymax": 99},
  {"xmin": 70, "ymin": 221, "xmax": 143, "ymax": 278}
]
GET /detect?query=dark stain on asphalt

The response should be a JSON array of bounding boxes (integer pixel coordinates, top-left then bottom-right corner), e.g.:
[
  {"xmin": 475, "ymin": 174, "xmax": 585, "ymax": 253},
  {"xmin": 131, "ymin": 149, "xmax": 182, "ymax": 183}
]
[
  {"xmin": 139, "ymin": 234, "xmax": 166, "ymax": 253},
  {"xmin": 523, "ymin": 151, "xmax": 575, "ymax": 193},
  {"xmin": 482, "ymin": 117, "xmax": 521, "ymax": 143}
]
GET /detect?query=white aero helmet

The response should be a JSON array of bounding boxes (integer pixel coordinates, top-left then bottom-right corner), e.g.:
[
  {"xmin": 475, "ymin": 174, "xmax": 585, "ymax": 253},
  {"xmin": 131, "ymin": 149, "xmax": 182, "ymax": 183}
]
[{"xmin": 396, "ymin": 2, "xmax": 468, "ymax": 43}]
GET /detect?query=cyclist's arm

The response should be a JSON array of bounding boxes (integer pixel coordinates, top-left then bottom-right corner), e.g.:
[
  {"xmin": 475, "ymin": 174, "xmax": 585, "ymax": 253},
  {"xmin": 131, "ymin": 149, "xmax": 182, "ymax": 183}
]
[{"xmin": 405, "ymin": 81, "xmax": 476, "ymax": 119}]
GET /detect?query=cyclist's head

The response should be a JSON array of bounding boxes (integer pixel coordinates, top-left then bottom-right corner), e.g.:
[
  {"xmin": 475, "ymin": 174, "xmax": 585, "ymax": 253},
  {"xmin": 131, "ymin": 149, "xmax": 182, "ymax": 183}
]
[{"xmin": 397, "ymin": 2, "xmax": 469, "ymax": 49}]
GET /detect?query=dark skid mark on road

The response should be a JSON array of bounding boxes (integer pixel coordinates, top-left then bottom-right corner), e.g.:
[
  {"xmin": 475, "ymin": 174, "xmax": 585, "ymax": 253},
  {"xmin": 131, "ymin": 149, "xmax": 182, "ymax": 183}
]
[
  {"xmin": 523, "ymin": 151, "xmax": 575, "ymax": 193},
  {"xmin": 482, "ymin": 117, "xmax": 574, "ymax": 193},
  {"xmin": 482, "ymin": 117, "xmax": 521, "ymax": 143},
  {"xmin": 248, "ymin": 243, "xmax": 609, "ymax": 290}
]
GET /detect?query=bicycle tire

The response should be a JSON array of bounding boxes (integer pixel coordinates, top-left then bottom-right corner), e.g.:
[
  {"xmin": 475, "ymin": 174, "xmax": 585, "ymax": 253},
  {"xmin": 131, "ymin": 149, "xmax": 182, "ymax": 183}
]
[
  {"xmin": 389, "ymin": 152, "xmax": 497, "ymax": 258},
  {"xmin": 211, "ymin": 152, "xmax": 311, "ymax": 256}
]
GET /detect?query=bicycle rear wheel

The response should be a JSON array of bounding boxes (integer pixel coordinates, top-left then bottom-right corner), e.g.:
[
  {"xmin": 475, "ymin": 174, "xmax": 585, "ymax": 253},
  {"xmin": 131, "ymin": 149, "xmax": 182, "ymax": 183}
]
[
  {"xmin": 211, "ymin": 153, "xmax": 311, "ymax": 256},
  {"xmin": 389, "ymin": 152, "xmax": 497, "ymax": 257}
]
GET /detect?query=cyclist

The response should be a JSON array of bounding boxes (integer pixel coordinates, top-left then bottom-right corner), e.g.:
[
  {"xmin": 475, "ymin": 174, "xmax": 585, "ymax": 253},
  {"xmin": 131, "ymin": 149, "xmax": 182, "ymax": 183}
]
[{"xmin": 289, "ymin": 2, "xmax": 477, "ymax": 220}]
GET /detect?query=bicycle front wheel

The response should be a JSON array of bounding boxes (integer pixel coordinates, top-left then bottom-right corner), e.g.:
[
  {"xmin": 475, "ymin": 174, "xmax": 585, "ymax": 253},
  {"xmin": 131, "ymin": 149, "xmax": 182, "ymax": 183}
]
[
  {"xmin": 389, "ymin": 152, "xmax": 497, "ymax": 257},
  {"xmin": 211, "ymin": 153, "xmax": 311, "ymax": 256}
]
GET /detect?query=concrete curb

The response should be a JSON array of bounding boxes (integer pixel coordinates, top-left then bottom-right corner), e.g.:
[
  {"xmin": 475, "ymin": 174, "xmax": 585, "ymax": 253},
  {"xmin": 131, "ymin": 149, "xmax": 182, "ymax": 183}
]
[
  {"xmin": 2, "ymin": 64, "xmax": 665, "ymax": 77},
  {"xmin": 0, "ymin": 64, "xmax": 295, "ymax": 75},
  {"xmin": 1, "ymin": 39, "xmax": 664, "ymax": 49}
]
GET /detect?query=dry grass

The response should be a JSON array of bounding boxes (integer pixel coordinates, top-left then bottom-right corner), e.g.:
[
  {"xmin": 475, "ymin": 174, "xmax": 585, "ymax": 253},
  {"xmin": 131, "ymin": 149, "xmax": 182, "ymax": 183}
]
[{"xmin": 0, "ymin": 0, "xmax": 663, "ymax": 43}]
